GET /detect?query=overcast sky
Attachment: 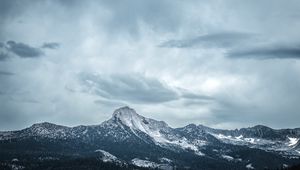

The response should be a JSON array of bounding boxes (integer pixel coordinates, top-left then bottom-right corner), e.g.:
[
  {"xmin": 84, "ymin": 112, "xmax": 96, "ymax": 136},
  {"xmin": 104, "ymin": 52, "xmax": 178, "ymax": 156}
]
[{"xmin": 1, "ymin": 0, "xmax": 300, "ymax": 130}]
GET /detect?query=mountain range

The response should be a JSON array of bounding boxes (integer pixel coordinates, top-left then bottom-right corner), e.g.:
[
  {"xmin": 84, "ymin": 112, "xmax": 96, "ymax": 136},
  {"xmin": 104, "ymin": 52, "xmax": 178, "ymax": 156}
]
[{"xmin": 0, "ymin": 106, "xmax": 300, "ymax": 170}]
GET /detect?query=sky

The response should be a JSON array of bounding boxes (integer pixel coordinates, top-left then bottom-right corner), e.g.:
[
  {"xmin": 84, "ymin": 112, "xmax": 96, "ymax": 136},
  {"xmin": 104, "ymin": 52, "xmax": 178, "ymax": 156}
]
[{"xmin": 1, "ymin": 0, "xmax": 300, "ymax": 130}]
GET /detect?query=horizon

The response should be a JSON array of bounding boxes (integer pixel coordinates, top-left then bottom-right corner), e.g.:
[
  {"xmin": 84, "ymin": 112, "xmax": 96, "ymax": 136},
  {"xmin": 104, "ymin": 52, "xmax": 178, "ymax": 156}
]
[{"xmin": 1, "ymin": 0, "xmax": 300, "ymax": 131}]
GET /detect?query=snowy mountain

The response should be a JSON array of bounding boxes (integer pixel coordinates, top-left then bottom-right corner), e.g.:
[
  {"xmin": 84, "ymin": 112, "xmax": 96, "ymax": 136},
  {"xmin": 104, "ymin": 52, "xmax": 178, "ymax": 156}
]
[{"xmin": 0, "ymin": 106, "xmax": 300, "ymax": 170}]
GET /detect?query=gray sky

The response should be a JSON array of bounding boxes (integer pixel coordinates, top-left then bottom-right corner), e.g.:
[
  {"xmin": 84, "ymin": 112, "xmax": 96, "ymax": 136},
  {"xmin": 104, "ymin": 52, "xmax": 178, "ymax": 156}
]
[{"xmin": 1, "ymin": 0, "xmax": 300, "ymax": 130}]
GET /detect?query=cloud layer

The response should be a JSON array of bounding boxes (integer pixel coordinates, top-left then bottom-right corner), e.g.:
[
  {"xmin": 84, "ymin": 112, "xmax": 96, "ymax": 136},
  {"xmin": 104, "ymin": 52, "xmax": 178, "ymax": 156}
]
[
  {"xmin": 79, "ymin": 73, "xmax": 179, "ymax": 103},
  {"xmin": 159, "ymin": 32, "xmax": 255, "ymax": 48},
  {"xmin": 0, "ymin": 0, "xmax": 300, "ymax": 130},
  {"xmin": 228, "ymin": 46, "xmax": 300, "ymax": 59}
]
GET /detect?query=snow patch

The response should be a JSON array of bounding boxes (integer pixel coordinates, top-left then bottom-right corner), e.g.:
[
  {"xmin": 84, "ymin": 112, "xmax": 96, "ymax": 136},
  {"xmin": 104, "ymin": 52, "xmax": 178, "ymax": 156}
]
[
  {"xmin": 132, "ymin": 158, "xmax": 173, "ymax": 170},
  {"xmin": 82, "ymin": 129, "xmax": 88, "ymax": 135},
  {"xmin": 131, "ymin": 158, "xmax": 159, "ymax": 168},
  {"xmin": 221, "ymin": 155, "xmax": 234, "ymax": 161},
  {"xmin": 246, "ymin": 163, "xmax": 255, "ymax": 169},
  {"xmin": 236, "ymin": 158, "xmax": 242, "ymax": 162},
  {"xmin": 95, "ymin": 149, "xmax": 120, "ymax": 163},
  {"xmin": 287, "ymin": 137, "xmax": 299, "ymax": 147},
  {"xmin": 11, "ymin": 158, "xmax": 19, "ymax": 162},
  {"xmin": 245, "ymin": 138, "xmax": 256, "ymax": 144},
  {"xmin": 236, "ymin": 135, "xmax": 243, "ymax": 140},
  {"xmin": 159, "ymin": 157, "xmax": 172, "ymax": 163},
  {"xmin": 10, "ymin": 164, "xmax": 25, "ymax": 170},
  {"xmin": 212, "ymin": 133, "xmax": 272, "ymax": 145},
  {"xmin": 210, "ymin": 133, "xmax": 300, "ymax": 156}
]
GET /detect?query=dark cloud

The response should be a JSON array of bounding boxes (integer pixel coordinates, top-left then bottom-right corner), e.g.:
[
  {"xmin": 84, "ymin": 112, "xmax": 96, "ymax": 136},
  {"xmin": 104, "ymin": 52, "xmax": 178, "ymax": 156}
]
[
  {"xmin": 0, "ymin": 0, "xmax": 25, "ymax": 20},
  {"xmin": 159, "ymin": 32, "xmax": 255, "ymax": 48},
  {"xmin": 0, "ymin": 70, "xmax": 14, "ymax": 76},
  {"xmin": 161, "ymin": 30, "xmax": 300, "ymax": 60},
  {"xmin": 0, "ymin": 0, "xmax": 30, "ymax": 40},
  {"xmin": 79, "ymin": 73, "xmax": 179, "ymax": 104},
  {"xmin": 178, "ymin": 88, "xmax": 215, "ymax": 106},
  {"xmin": 227, "ymin": 46, "xmax": 300, "ymax": 59},
  {"xmin": 180, "ymin": 95, "xmax": 216, "ymax": 107},
  {"xmin": 181, "ymin": 100, "xmax": 212, "ymax": 107},
  {"xmin": 0, "ymin": 42, "xmax": 9, "ymax": 61},
  {"xmin": 79, "ymin": 73, "xmax": 215, "ymax": 107},
  {"xmin": 0, "ymin": 52, "xmax": 9, "ymax": 61},
  {"xmin": 42, "ymin": 42, "xmax": 60, "ymax": 49},
  {"xmin": 6, "ymin": 41, "xmax": 43, "ymax": 58},
  {"xmin": 0, "ymin": 41, "xmax": 59, "ymax": 61},
  {"xmin": 181, "ymin": 93, "xmax": 215, "ymax": 101}
]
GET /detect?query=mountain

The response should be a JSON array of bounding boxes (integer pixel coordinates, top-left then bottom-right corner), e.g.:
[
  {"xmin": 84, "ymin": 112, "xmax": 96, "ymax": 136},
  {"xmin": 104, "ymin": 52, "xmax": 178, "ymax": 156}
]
[{"xmin": 0, "ymin": 106, "xmax": 300, "ymax": 170}]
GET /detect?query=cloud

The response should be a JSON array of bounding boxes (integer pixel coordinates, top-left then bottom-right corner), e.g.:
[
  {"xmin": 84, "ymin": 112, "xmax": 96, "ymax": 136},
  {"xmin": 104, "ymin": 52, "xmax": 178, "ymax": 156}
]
[
  {"xmin": 0, "ymin": 0, "xmax": 26, "ymax": 22},
  {"xmin": 0, "ymin": 52, "xmax": 9, "ymax": 61},
  {"xmin": 227, "ymin": 45, "xmax": 300, "ymax": 59},
  {"xmin": 159, "ymin": 32, "xmax": 255, "ymax": 48},
  {"xmin": 1, "ymin": 0, "xmax": 300, "ymax": 130},
  {"xmin": 94, "ymin": 0, "xmax": 184, "ymax": 36},
  {"xmin": 78, "ymin": 73, "xmax": 216, "ymax": 108},
  {"xmin": 79, "ymin": 73, "xmax": 179, "ymax": 104},
  {"xmin": 178, "ymin": 88, "xmax": 215, "ymax": 106},
  {"xmin": 0, "ymin": 70, "xmax": 14, "ymax": 76},
  {"xmin": 160, "ymin": 30, "xmax": 300, "ymax": 60},
  {"xmin": 42, "ymin": 42, "xmax": 60, "ymax": 49},
  {"xmin": 181, "ymin": 92, "xmax": 215, "ymax": 101},
  {"xmin": 0, "ymin": 41, "xmax": 60, "ymax": 61},
  {"xmin": 6, "ymin": 41, "xmax": 43, "ymax": 58},
  {"xmin": 0, "ymin": 42, "xmax": 9, "ymax": 61}
]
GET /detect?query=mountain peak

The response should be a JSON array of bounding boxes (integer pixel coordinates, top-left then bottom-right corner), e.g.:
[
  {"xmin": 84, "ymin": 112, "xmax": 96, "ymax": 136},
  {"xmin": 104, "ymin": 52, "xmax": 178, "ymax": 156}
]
[
  {"xmin": 112, "ymin": 106, "xmax": 141, "ymax": 121},
  {"xmin": 113, "ymin": 106, "xmax": 137, "ymax": 117},
  {"xmin": 111, "ymin": 106, "xmax": 144, "ymax": 129},
  {"xmin": 109, "ymin": 106, "xmax": 170, "ymax": 136}
]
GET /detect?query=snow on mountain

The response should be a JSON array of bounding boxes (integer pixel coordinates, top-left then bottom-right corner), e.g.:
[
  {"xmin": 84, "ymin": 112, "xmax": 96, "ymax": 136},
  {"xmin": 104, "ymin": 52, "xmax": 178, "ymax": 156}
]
[
  {"xmin": 131, "ymin": 158, "xmax": 173, "ymax": 170},
  {"xmin": 287, "ymin": 137, "xmax": 299, "ymax": 147},
  {"xmin": 246, "ymin": 163, "xmax": 255, "ymax": 169},
  {"xmin": 220, "ymin": 154, "xmax": 242, "ymax": 162},
  {"xmin": 105, "ymin": 106, "xmax": 205, "ymax": 156},
  {"xmin": 131, "ymin": 158, "xmax": 159, "ymax": 168},
  {"xmin": 95, "ymin": 149, "xmax": 122, "ymax": 164},
  {"xmin": 0, "ymin": 122, "xmax": 72, "ymax": 140},
  {"xmin": 221, "ymin": 155, "xmax": 234, "ymax": 161},
  {"xmin": 0, "ymin": 131, "xmax": 14, "ymax": 140},
  {"xmin": 210, "ymin": 132, "xmax": 300, "ymax": 156},
  {"xmin": 110, "ymin": 106, "xmax": 172, "ymax": 142},
  {"xmin": 159, "ymin": 157, "xmax": 172, "ymax": 163},
  {"xmin": 211, "ymin": 133, "xmax": 274, "ymax": 145},
  {"xmin": 27, "ymin": 122, "xmax": 70, "ymax": 138}
]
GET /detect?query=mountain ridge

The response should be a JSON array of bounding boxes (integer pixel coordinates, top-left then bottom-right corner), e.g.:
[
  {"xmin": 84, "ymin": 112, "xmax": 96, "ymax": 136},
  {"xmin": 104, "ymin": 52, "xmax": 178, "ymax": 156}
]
[{"xmin": 0, "ymin": 106, "xmax": 300, "ymax": 170}]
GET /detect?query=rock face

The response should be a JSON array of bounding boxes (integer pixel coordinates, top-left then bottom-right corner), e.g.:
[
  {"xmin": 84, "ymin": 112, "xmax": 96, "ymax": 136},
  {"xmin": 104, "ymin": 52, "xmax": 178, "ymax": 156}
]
[{"xmin": 0, "ymin": 106, "xmax": 300, "ymax": 170}]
